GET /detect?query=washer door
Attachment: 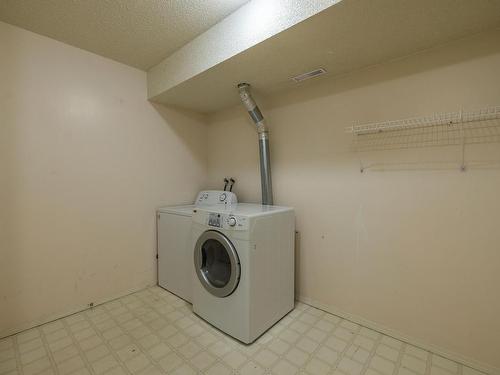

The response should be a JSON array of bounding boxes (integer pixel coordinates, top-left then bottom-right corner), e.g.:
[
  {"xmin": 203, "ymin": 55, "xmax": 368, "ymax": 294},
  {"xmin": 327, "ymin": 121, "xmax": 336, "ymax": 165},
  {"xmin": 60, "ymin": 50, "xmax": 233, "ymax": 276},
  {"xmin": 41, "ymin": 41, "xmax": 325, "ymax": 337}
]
[{"xmin": 194, "ymin": 230, "xmax": 240, "ymax": 298}]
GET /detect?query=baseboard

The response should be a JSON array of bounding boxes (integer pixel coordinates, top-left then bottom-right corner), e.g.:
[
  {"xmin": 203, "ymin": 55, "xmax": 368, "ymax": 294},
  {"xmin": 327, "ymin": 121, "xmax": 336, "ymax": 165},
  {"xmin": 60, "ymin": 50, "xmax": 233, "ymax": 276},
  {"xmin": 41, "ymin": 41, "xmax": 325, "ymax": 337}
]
[
  {"xmin": 0, "ymin": 283, "xmax": 155, "ymax": 340},
  {"xmin": 297, "ymin": 295, "xmax": 499, "ymax": 375}
]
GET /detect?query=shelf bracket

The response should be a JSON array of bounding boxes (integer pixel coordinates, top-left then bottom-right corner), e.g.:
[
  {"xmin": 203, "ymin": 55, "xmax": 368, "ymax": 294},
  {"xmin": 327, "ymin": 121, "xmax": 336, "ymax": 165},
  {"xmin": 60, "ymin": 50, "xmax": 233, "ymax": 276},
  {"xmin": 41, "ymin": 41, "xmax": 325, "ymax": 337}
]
[{"xmin": 459, "ymin": 109, "xmax": 466, "ymax": 172}]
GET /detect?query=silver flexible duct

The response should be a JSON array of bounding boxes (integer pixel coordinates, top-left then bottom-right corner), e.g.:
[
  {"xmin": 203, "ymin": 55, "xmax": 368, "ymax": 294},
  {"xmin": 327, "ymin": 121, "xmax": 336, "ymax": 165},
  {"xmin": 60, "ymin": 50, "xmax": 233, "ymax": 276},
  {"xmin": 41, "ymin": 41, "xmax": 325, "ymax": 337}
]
[{"xmin": 237, "ymin": 83, "xmax": 273, "ymax": 205}]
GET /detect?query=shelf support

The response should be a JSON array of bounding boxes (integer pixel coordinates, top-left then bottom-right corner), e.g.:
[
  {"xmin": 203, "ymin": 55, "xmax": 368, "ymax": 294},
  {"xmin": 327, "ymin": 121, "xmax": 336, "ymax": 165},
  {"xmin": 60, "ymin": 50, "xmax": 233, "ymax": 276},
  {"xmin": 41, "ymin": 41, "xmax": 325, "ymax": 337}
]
[{"xmin": 459, "ymin": 109, "xmax": 466, "ymax": 172}]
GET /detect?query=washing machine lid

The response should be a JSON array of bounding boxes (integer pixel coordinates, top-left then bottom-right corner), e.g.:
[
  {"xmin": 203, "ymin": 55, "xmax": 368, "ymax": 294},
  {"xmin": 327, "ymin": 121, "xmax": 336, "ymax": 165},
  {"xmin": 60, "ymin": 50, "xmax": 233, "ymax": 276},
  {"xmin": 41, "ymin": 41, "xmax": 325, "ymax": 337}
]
[
  {"xmin": 157, "ymin": 204, "xmax": 195, "ymax": 217},
  {"xmin": 197, "ymin": 203, "xmax": 293, "ymax": 218},
  {"xmin": 194, "ymin": 230, "xmax": 240, "ymax": 298}
]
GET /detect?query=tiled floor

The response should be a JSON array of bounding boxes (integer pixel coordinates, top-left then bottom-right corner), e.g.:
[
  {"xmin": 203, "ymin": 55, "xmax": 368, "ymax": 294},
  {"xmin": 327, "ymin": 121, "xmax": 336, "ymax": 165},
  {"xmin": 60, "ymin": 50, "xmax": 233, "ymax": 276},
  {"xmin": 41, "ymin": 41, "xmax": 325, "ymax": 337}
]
[{"xmin": 0, "ymin": 287, "xmax": 486, "ymax": 375}]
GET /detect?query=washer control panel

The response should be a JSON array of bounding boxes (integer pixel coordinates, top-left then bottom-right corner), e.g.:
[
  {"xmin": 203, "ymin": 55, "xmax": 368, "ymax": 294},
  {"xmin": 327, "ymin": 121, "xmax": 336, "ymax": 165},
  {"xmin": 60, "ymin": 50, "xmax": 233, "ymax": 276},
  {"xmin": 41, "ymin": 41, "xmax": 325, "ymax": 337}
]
[
  {"xmin": 195, "ymin": 190, "xmax": 237, "ymax": 207},
  {"xmin": 199, "ymin": 211, "xmax": 248, "ymax": 231},
  {"xmin": 208, "ymin": 213, "xmax": 222, "ymax": 228}
]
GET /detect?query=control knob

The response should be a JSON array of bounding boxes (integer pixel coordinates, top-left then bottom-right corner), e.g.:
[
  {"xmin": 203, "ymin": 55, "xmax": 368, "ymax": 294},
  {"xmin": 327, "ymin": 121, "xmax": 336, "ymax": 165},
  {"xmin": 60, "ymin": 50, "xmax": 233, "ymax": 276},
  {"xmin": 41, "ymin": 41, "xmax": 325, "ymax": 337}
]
[{"xmin": 228, "ymin": 216, "xmax": 237, "ymax": 227}]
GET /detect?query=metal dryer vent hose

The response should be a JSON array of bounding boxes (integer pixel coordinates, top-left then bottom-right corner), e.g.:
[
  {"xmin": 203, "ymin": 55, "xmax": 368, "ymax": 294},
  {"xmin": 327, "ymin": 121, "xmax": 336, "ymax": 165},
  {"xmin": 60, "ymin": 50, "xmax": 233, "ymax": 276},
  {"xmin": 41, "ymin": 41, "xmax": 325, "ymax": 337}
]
[{"xmin": 237, "ymin": 83, "xmax": 273, "ymax": 205}]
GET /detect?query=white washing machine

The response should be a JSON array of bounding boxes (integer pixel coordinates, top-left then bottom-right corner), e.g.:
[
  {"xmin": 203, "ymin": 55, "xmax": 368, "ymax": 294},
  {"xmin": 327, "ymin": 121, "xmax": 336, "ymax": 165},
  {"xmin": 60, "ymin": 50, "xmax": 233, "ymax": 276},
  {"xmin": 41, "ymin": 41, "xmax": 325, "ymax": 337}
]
[
  {"xmin": 157, "ymin": 191, "xmax": 237, "ymax": 302},
  {"xmin": 191, "ymin": 203, "xmax": 295, "ymax": 343}
]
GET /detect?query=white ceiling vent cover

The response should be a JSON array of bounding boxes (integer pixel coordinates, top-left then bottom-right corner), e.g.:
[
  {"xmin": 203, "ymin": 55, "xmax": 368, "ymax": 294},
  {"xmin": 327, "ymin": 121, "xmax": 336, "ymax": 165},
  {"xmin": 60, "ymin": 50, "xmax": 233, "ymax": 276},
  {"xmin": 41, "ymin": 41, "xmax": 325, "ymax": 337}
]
[{"xmin": 291, "ymin": 68, "xmax": 327, "ymax": 82}]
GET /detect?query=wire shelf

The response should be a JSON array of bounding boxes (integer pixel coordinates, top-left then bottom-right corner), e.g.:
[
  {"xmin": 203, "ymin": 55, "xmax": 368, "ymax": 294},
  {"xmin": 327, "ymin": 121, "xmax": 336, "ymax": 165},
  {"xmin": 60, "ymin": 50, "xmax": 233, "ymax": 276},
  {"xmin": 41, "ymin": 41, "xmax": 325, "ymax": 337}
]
[
  {"xmin": 347, "ymin": 106, "xmax": 500, "ymax": 172},
  {"xmin": 351, "ymin": 118, "xmax": 500, "ymax": 152},
  {"xmin": 346, "ymin": 106, "xmax": 500, "ymax": 136}
]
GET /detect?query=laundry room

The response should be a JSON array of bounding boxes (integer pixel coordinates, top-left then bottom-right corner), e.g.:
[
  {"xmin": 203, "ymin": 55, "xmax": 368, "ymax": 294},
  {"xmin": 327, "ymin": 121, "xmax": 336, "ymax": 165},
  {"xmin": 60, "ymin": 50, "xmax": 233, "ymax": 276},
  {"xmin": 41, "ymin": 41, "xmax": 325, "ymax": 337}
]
[{"xmin": 1, "ymin": 1, "xmax": 500, "ymax": 375}]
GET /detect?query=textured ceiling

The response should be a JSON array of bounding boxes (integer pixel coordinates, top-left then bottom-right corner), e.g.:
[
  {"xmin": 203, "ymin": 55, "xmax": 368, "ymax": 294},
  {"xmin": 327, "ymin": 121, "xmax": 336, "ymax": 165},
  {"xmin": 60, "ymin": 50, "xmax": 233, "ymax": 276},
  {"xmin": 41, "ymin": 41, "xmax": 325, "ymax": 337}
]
[
  {"xmin": 0, "ymin": 0, "xmax": 249, "ymax": 70},
  {"xmin": 149, "ymin": 0, "xmax": 500, "ymax": 112},
  {"xmin": 148, "ymin": 0, "xmax": 340, "ymax": 100}
]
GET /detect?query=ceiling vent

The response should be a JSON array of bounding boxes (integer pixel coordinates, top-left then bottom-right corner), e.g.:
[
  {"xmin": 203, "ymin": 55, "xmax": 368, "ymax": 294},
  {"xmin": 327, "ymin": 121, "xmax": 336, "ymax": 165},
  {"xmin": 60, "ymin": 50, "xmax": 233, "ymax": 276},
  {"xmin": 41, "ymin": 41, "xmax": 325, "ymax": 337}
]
[{"xmin": 291, "ymin": 68, "xmax": 327, "ymax": 82}]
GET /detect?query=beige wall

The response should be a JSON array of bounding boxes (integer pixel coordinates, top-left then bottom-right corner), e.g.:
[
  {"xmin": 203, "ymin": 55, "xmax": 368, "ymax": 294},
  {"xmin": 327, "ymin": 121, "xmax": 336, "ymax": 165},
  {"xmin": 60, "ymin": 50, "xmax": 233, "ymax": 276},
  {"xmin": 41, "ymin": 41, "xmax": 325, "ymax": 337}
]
[
  {"xmin": 2, "ymin": 16, "xmax": 499, "ymax": 373},
  {"xmin": 0, "ymin": 21, "xmax": 207, "ymax": 337},
  {"xmin": 206, "ymin": 30, "xmax": 500, "ymax": 371}
]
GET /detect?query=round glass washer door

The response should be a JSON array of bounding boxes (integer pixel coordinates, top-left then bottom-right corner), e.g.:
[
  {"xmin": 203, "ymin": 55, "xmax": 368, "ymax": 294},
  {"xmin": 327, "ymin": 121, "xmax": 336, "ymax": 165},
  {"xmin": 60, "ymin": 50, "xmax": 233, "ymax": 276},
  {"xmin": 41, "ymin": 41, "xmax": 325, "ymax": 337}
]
[{"xmin": 194, "ymin": 230, "xmax": 240, "ymax": 298}]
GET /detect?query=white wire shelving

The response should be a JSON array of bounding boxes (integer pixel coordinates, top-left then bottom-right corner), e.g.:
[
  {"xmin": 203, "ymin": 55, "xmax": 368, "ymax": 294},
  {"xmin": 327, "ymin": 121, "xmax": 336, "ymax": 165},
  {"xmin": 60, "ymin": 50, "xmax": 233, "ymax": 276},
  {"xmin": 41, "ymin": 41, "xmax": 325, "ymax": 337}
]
[
  {"xmin": 346, "ymin": 106, "xmax": 500, "ymax": 172},
  {"xmin": 346, "ymin": 106, "xmax": 500, "ymax": 136}
]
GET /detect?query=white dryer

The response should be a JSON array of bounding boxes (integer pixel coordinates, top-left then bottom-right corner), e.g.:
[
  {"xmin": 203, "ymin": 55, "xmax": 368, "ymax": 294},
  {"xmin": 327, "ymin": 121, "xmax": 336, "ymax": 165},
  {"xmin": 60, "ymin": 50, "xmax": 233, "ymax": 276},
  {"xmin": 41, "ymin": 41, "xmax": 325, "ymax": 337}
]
[
  {"xmin": 157, "ymin": 191, "xmax": 236, "ymax": 302},
  {"xmin": 191, "ymin": 203, "xmax": 295, "ymax": 343}
]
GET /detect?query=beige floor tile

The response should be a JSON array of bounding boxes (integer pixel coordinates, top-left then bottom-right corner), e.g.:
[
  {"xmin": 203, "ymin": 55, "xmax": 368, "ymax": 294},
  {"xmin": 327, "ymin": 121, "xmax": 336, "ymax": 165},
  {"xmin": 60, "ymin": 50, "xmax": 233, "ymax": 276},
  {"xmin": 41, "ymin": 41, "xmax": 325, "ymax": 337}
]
[
  {"xmin": 69, "ymin": 321, "xmax": 91, "ymax": 333},
  {"xmin": 305, "ymin": 358, "xmax": 331, "ymax": 375},
  {"xmin": 222, "ymin": 350, "xmax": 247, "ymax": 369},
  {"xmin": 137, "ymin": 365, "xmax": 163, "ymax": 375},
  {"xmin": 137, "ymin": 334, "xmax": 159, "ymax": 350},
  {"xmin": 166, "ymin": 333, "xmax": 189, "ymax": 348},
  {"xmin": 158, "ymin": 352, "xmax": 183, "ymax": 372},
  {"xmin": 338, "ymin": 357, "xmax": 364, "ymax": 375},
  {"xmin": 48, "ymin": 337, "xmax": 73, "ymax": 352},
  {"xmin": 401, "ymin": 354, "xmax": 427, "ymax": 374},
  {"xmin": 205, "ymin": 362, "xmax": 232, "ymax": 375},
  {"xmin": 290, "ymin": 321, "xmax": 309, "ymax": 334},
  {"xmin": 16, "ymin": 330, "xmax": 40, "ymax": 344},
  {"xmin": 299, "ymin": 313, "xmax": 318, "ymax": 325},
  {"xmin": 170, "ymin": 363, "xmax": 196, "ymax": 375},
  {"xmin": 370, "ymin": 355, "xmax": 396, "ymax": 375},
  {"xmin": 116, "ymin": 344, "xmax": 140, "ymax": 362},
  {"xmin": 334, "ymin": 327, "xmax": 355, "ymax": 341},
  {"xmin": 296, "ymin": 337, "xmax": 319, "ymax": 354},
  {"xmin": 398, "ymin": 367, "xmax": 419, "ymax": 375},
  {"xmin": 376, "ymin": 344, "xmax": 400, "ymax": 362},
  {"xmin": 240, "ymin": 360, "xmax": 265, "ymax": 375},
  {"xmin": 253, "ymin": 349, "xmax": 278, "ymax": 368},
  {"xmin": 183, "ymin": 323, "xmax": 204, "ymax": 338},
  {"xmin": 103, "ymin": 366, "xmax": 127, "ymax": 375},
  {"xmin": 0, "ymin": 358, "xmax": 17, "ymax": 374},
  {"xmin": 52, "ymin": 345, "xmax": 79, "ymax": 364},
  {"xmin": 21, "ymin": 356, "xmax": 52, "ymax": 375},
  {"xmin": 314, "ymin": 345, "xmax": 339, "ymax": 365},
  {"xmin": 91, "ymin": 354, "xmax": 119, "ymax": 375},
  {"xmin": 285, "ymin": 347, "xmax": 309, "ymax": 367},
  {"xmin": 324, "ymin": 336, "xmax": 348, "ymax": 352},
  {"xmin": 85, "ymin": 344, "xmax": 110, "ymax": 362},
  {"xmin": 2, "ymin": 286, "xmax": 474, "ymax": 375},
  {"xmin": 78, "ymin": 336, "xmax": 102, "ymax": 351},
  {"xmin": 306, "ymin": 327, "xmax": 328, "ymax": 342},
  {"xmin": 207, "ymin": 341, "xmax": 231, "ymax": 358},
  {"xmin": 18, "ymin": 338, "xmax": 43, "ymax": 354},
  {"xmin": 108, "ymin": 335, "xmax": 131, "ymax": 350},
  {"xmin": 57, "ymin": 355, "xmax": 85, "ymax": 375},
  {"xmin": 124, "ymin": 353, "xmax": 151, "ymax": 373},
  {"xmin": 70, "ymin": 368, "xmax": 91, "ymax": 375},
  {"xmin": 351, "ymin": 346, "xmax": 370, "ymax": 364},
  {"xmin": 145, "ymin": 343, "xmax": 170, "ymax": 360},
  {"xmin": 0, "ymin": 348, "xmax": 15, "ymax": 362},
  {"xmin": 177, "ymin": 341, "xmax": 201, "ymax": 359},
  {"xmin": 267, "ymin": 338, "xmax": 290, "ymax": 355},
  {"xmin": 20, "ymin": 347, "xmax": 47, "ymax": 365},
  {"xmin": 194, "ymin": 331, "xmax": 217, "ymax": 347},
  {"xmin": 279, "ymin": 329, "xmax": 300, "ymax": 344},
  {"xmin": 44, "ymin": 329, "xmax": 68, "ymax": 344},
  {"xmin": 272, "ymin": 359, "xmax": 299, "ymax": 375},
  {"xmin": 189, "ymin": 350, "xmax": 217, "ymax": 370},
  {"xmin": 314, "ymin": 319, "xmax": 336, "ymax": 333}
]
